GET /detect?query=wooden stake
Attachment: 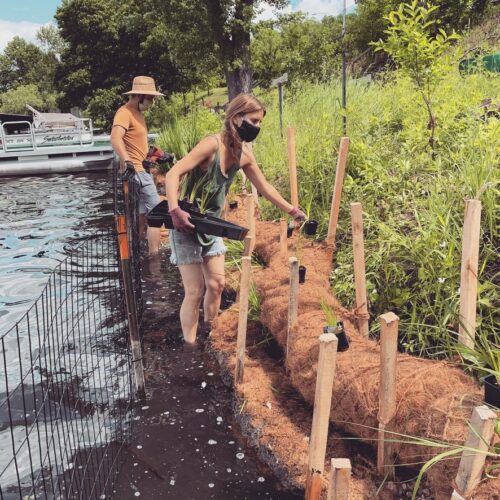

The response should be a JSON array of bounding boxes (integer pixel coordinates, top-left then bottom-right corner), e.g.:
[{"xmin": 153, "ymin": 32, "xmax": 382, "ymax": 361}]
[
  {"xmin": 279, "ymin": 218, "xmax": 288, "ymax": 258},
  {"xmin": 377, "ymin": 312, "xmax": 399, "ymax": 477},
  {"xmin": 243, "ymin": 235, "xmax": 254, "ymax": 258},
  {"xmin": 453, "ymin": 405, "xmax": 497, "ymax": 498},
  {"xmin": 235, "ymin": 256, "xmax": 252, "ymax": 384},
  {"xmin": 286, "ymin": 256, "xmax": 299, "ymax": 367},
  {"xmin": 458, "ymin": 199, "xmax": 481, "ymax": 349},
  {"xmin": 305, "ymin": 333, "xmax": 338, "ymax": 500},
  {"xmin": 221, "ymin": 199, "xmax": 229, "ymax": 219},
  {"xmin": 351, "ymin": 202, "xmax": 369, "ymax": 336},
  {"xmin": 246, "ymin": 194, "xmax": 256, "ymax": 255},
  {"xmin": 326, "ymin": 137, "xmax": 350, "ymax": 246},
  {"xmin": 327, "ymin": 458, "xmax": 351, "ymax": 500},
  {"xmin": 246, "ymin": 142, "xmax": 260, "ymax": 205},
  {"xmin": 287, "ymin": 127, "xmax": 299, "ymax": 208}
]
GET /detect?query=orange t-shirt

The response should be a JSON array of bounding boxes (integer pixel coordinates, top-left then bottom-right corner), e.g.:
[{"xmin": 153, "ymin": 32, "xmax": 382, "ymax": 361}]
[{"xmin": 112, "ymin": 105, "xmax": 147, "ymax": 172}]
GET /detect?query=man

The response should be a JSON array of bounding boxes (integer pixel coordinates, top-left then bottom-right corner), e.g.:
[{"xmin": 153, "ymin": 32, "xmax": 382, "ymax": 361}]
[{"xmin": 111, "ymin": 75, "xmax": 164, "ymax": 255}]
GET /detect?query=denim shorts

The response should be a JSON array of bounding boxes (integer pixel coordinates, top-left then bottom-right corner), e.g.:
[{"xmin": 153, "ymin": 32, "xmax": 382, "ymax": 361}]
[
  {"xmin": 169, "ymin": 230, "xmax": 227, "ymax": 266},
  {"xmin": 135, "ymin": 171, "xmax": 161, "ymax": 214}
]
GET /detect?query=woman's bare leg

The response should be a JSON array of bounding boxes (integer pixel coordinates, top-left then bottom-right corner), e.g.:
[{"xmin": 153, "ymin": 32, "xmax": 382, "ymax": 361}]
[
  {"xmin": 201, "ymin": 254, "xmax": 226, "ymax": 323},
  {"xmin": 178, "ymin": 263, "xmax": 205, "ymax": 343}
]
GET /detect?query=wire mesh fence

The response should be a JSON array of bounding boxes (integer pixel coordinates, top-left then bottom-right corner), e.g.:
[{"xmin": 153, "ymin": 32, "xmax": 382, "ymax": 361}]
[{"xmin": 0, "ymin": 164, "xmax": 146, "ymax": 499}]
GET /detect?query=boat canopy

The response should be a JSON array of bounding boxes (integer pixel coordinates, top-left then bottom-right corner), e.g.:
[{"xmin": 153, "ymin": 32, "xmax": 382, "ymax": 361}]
[{"xmin": 26, "ymin": 105, "xmax": 83, "ymax": 130}]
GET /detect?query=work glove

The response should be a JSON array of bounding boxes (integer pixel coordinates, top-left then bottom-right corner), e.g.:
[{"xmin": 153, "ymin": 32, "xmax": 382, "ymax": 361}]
[
  {"xmin": 288, "ymin": 207, "xmax": 307, "ymax": 221},
  {"xmin": 169, "ymin": 206, "xmax": 195, "ymax": 232},
  {"xmin": 122, "ymin": 160, "xmax": 136, "ymax": 181}
]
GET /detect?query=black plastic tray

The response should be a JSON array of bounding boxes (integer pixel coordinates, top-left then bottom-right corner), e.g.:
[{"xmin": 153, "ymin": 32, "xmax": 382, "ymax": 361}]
[{"xmin": 147, "ymin": 201, "xmax": 249, "ymax": 241}]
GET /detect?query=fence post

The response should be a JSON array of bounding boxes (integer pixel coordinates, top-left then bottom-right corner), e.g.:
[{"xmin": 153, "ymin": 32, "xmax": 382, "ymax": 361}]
[
  {"xmin": 286, "ymin": 256, "xmax": 299, "ymax": 368},
  {"xmin": 327, "ymin": 458, "xmax": 351, "ymax": 500},
  {"xmin": 351, "ymin": 202, "xmax": 369, "ymax": 336},
  {"xmin": 326, "ymin": 137, "xmax": 349, "ymax": 247},
  {"xmin": 287, "ymin": 127, "xmax": 299, "ymax": 209},
  {"xmin": 458, "ymin": 199, "xmax": 482, "ymax": 350},
  {"xmin": 235, "ymin": 256, "xmax": 252, "ymax": 384},
  {"xmin": 280, "ymin": 218, "xmax": 288, "ymax": 259},
  {"xmin": 115, "ymin": 214, "xmax": 145, "ymax": 398},
  {"xmin": 305, "ymin": 333, "xmax": 338, "ymax": 500},
  {"xmin": 377, "ymin": 312, "xmax": 399, "ymax": 478},
  {"xmin": 452, "ymin": 405, "xmax": 497, "ymax": 498},
  {"xmin": 246, "ymin": 194, "xmax": 256, "ymax": 255}
]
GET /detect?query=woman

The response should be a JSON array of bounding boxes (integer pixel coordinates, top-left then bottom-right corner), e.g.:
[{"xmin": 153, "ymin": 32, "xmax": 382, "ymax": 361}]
[{"xmin": 165, "ymin": 94, "xmax": 306, "ymax": 344}]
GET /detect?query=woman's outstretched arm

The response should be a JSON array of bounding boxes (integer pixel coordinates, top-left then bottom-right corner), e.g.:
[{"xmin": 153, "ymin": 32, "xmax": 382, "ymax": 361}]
[{"xmin": 240, "ymin": 145, "xmax": 302, "ymax": 216}]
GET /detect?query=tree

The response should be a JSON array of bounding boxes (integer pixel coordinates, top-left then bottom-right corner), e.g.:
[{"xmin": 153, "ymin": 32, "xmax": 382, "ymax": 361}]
[
  {"xmin": 85, "ymin": 87, "xmax": 123, "ymax": 132},
  {"xmin": 0, "ymin": 84, "xmax": 44, "ymax": 113},
  {"xmin": 252, "ymin": 13, "xmax": 344, "ymax": 87},
  {"xmin": 36, "ymin": 24, "xmax": 67, "ymax": 56},
  {"xmin": 348, "ymin": 0, "xmax": 491, "ymax": 73},
  {"xmin": 372, "ymin": 1, "xmax": 460, "ymax": 152},
  {"xmin": 0, "ymin": 33, "xmax": 60, "ymax": 109},
  {"xmin": 55, "ymin": 0, "xmax": 184, "ymax": 123},
  {"xmin": 147, "ymin": 0, "xmax": 288, "ymax": 100},
  {"xmin": 0, "ymin": 37, "xmax": 44, "ymax": 92}
]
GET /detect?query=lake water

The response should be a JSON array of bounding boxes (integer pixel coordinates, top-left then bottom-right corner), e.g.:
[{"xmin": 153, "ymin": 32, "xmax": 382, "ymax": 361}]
[{"xmin": 0, "ymin": 172, "xmax": 114, "ymax": 333}]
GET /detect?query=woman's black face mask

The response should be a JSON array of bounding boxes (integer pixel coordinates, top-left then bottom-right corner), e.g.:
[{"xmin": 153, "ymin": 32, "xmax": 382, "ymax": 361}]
[{"xmin": 236, "ymin": 119, "xmax": 260, "ymax": 142}]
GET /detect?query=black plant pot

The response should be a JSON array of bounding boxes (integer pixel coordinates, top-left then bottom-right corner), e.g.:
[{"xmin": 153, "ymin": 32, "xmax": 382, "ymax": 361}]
[
  {"xmin": 147, "ymin": 200, "xmax": 249, "ymax": 240},
  {"xmin": 483, "ymin": 374, "xmax": 500, "ymax": 408},
  {"xmin": 323, "ymin": 322, "xmax": 350, "ymax": 352},
  {"xmin": 287, "ymin": 222, "xmax": 294, "ymax": 238},
  {"xmin": 303, "ymin": 219, "xmax": 318, "ymax": 236},
  {"xmin": 298, "ymin": 265, "xmax": 306, "ymax": 283},
  {"xmin": 229, "ymin": 200, "xmax": 238, "ymax": 209}
]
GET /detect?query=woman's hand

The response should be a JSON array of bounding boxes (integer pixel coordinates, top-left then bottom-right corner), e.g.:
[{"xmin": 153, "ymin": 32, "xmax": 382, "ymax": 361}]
[
  {"xmin": 169, "ymin": 207, "xmax": 195, "ymax": 232},
  {"xmin": 288, "ymin": 207, "xmax": 307, "ymax": 221}
]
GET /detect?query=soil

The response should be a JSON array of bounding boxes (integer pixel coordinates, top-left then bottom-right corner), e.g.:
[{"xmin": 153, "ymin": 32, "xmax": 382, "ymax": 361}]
[{"xmin": 111, "ymin": 251, "xmax": 303, "ymax": 500}]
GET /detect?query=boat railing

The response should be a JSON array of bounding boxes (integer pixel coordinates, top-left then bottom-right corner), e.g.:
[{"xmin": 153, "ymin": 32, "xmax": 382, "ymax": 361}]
[
  {"xmin": 0, "ymin": 121, "xmax": 35, "ymax": 153},
  {"xmin": 0, "ymin": 118, "xmax": 94, "ymax": 153}
]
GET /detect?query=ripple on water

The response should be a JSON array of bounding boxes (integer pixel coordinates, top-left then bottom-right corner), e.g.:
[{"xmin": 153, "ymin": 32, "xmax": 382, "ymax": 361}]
[{"xmin": 0, "ymin": 171, "xmax": 114, "ymax": 332}]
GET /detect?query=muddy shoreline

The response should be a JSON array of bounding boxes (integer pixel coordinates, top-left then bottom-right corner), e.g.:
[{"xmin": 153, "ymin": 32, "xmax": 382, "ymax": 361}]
[{"xmin": 111, "ymin": 250, "xmax": 303, "ymax": 499}]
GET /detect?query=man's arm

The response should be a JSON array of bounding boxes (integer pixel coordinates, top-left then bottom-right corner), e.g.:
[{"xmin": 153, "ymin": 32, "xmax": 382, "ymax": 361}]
[{"xmin": 110, "ymin": 126, "xmax": 131, "ymax": 164}]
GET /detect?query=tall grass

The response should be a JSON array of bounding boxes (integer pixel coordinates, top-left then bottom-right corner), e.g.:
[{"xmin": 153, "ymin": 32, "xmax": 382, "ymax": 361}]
[
  {"xmin": 156, "ymin": 107, "xmax": 222, "ymax": 160},
  {"xmin": 253, "ymin": 66, "xmax": 499, "ymax": 357}
]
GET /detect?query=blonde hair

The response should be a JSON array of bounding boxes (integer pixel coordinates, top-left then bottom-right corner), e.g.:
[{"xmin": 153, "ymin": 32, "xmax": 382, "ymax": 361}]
[{"xmin": 223, "ymin": 94, "xmax": 266, "ymax": 162}]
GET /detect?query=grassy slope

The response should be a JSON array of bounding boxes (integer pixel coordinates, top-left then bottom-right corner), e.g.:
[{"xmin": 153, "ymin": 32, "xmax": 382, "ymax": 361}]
[{"xmin": 252, "ymin": 22, "xmax": 499, "ymax": 358}]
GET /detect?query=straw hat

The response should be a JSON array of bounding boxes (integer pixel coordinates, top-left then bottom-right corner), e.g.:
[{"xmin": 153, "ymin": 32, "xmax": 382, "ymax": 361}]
[{"xmin": 123, "ymin": 76, "xmax": 164, "ymax": 96}]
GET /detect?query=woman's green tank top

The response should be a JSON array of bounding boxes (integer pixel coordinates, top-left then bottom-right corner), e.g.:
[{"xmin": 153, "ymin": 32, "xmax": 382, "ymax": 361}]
[{"xmin": 181, "ymin": 136, "xmax": 240, "ymax": 247}]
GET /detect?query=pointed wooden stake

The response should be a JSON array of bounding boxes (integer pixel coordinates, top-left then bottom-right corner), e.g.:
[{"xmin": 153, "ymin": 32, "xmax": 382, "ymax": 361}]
[
  {"xmin": 326, "ymin": 137, "xmax": 349, "ymax": 246},
  {"xmin": 377, "ymin": 312, "xmax": 399, "ymax": 478},
  {"xmin": 458, "ymin": 199, "xmax": 481, "ymax": 349},
  {"xmin": 280, "ymin": 218, "xmax": 288, "ymax": 258},
  {"xmin": 246, "ymin": 194, "xmax": 256, "ymax": 255},
  {"xmin": 235, "ymin": 256, "xmax": 252, "ymax": 384},
  {"xmin": 327, "ymin": 458, "xmax": 351, "ymax": 500},
  {"xmin": 351, "ymin": 202, "xmax": 369, "ymax": 336},
  {"xmin": 287, "ymin": 127, "xmax": 299, "ymax": 208},
  {"xmin": 453, "ymin": 405, "xmax": 497, "ymax": 498},
  {"xmin": 305, "ymin": 333, "xmax": 339, "ymax": 500},
  {"xmin": 286, "ymin": 256, "xmax": 299, "ymax": 368}
]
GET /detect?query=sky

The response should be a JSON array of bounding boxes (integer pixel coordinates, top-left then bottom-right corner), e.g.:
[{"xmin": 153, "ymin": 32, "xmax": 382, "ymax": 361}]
[{"xmin": 0, "ymin": 0, "xmax": 356, "ymax": 51}]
